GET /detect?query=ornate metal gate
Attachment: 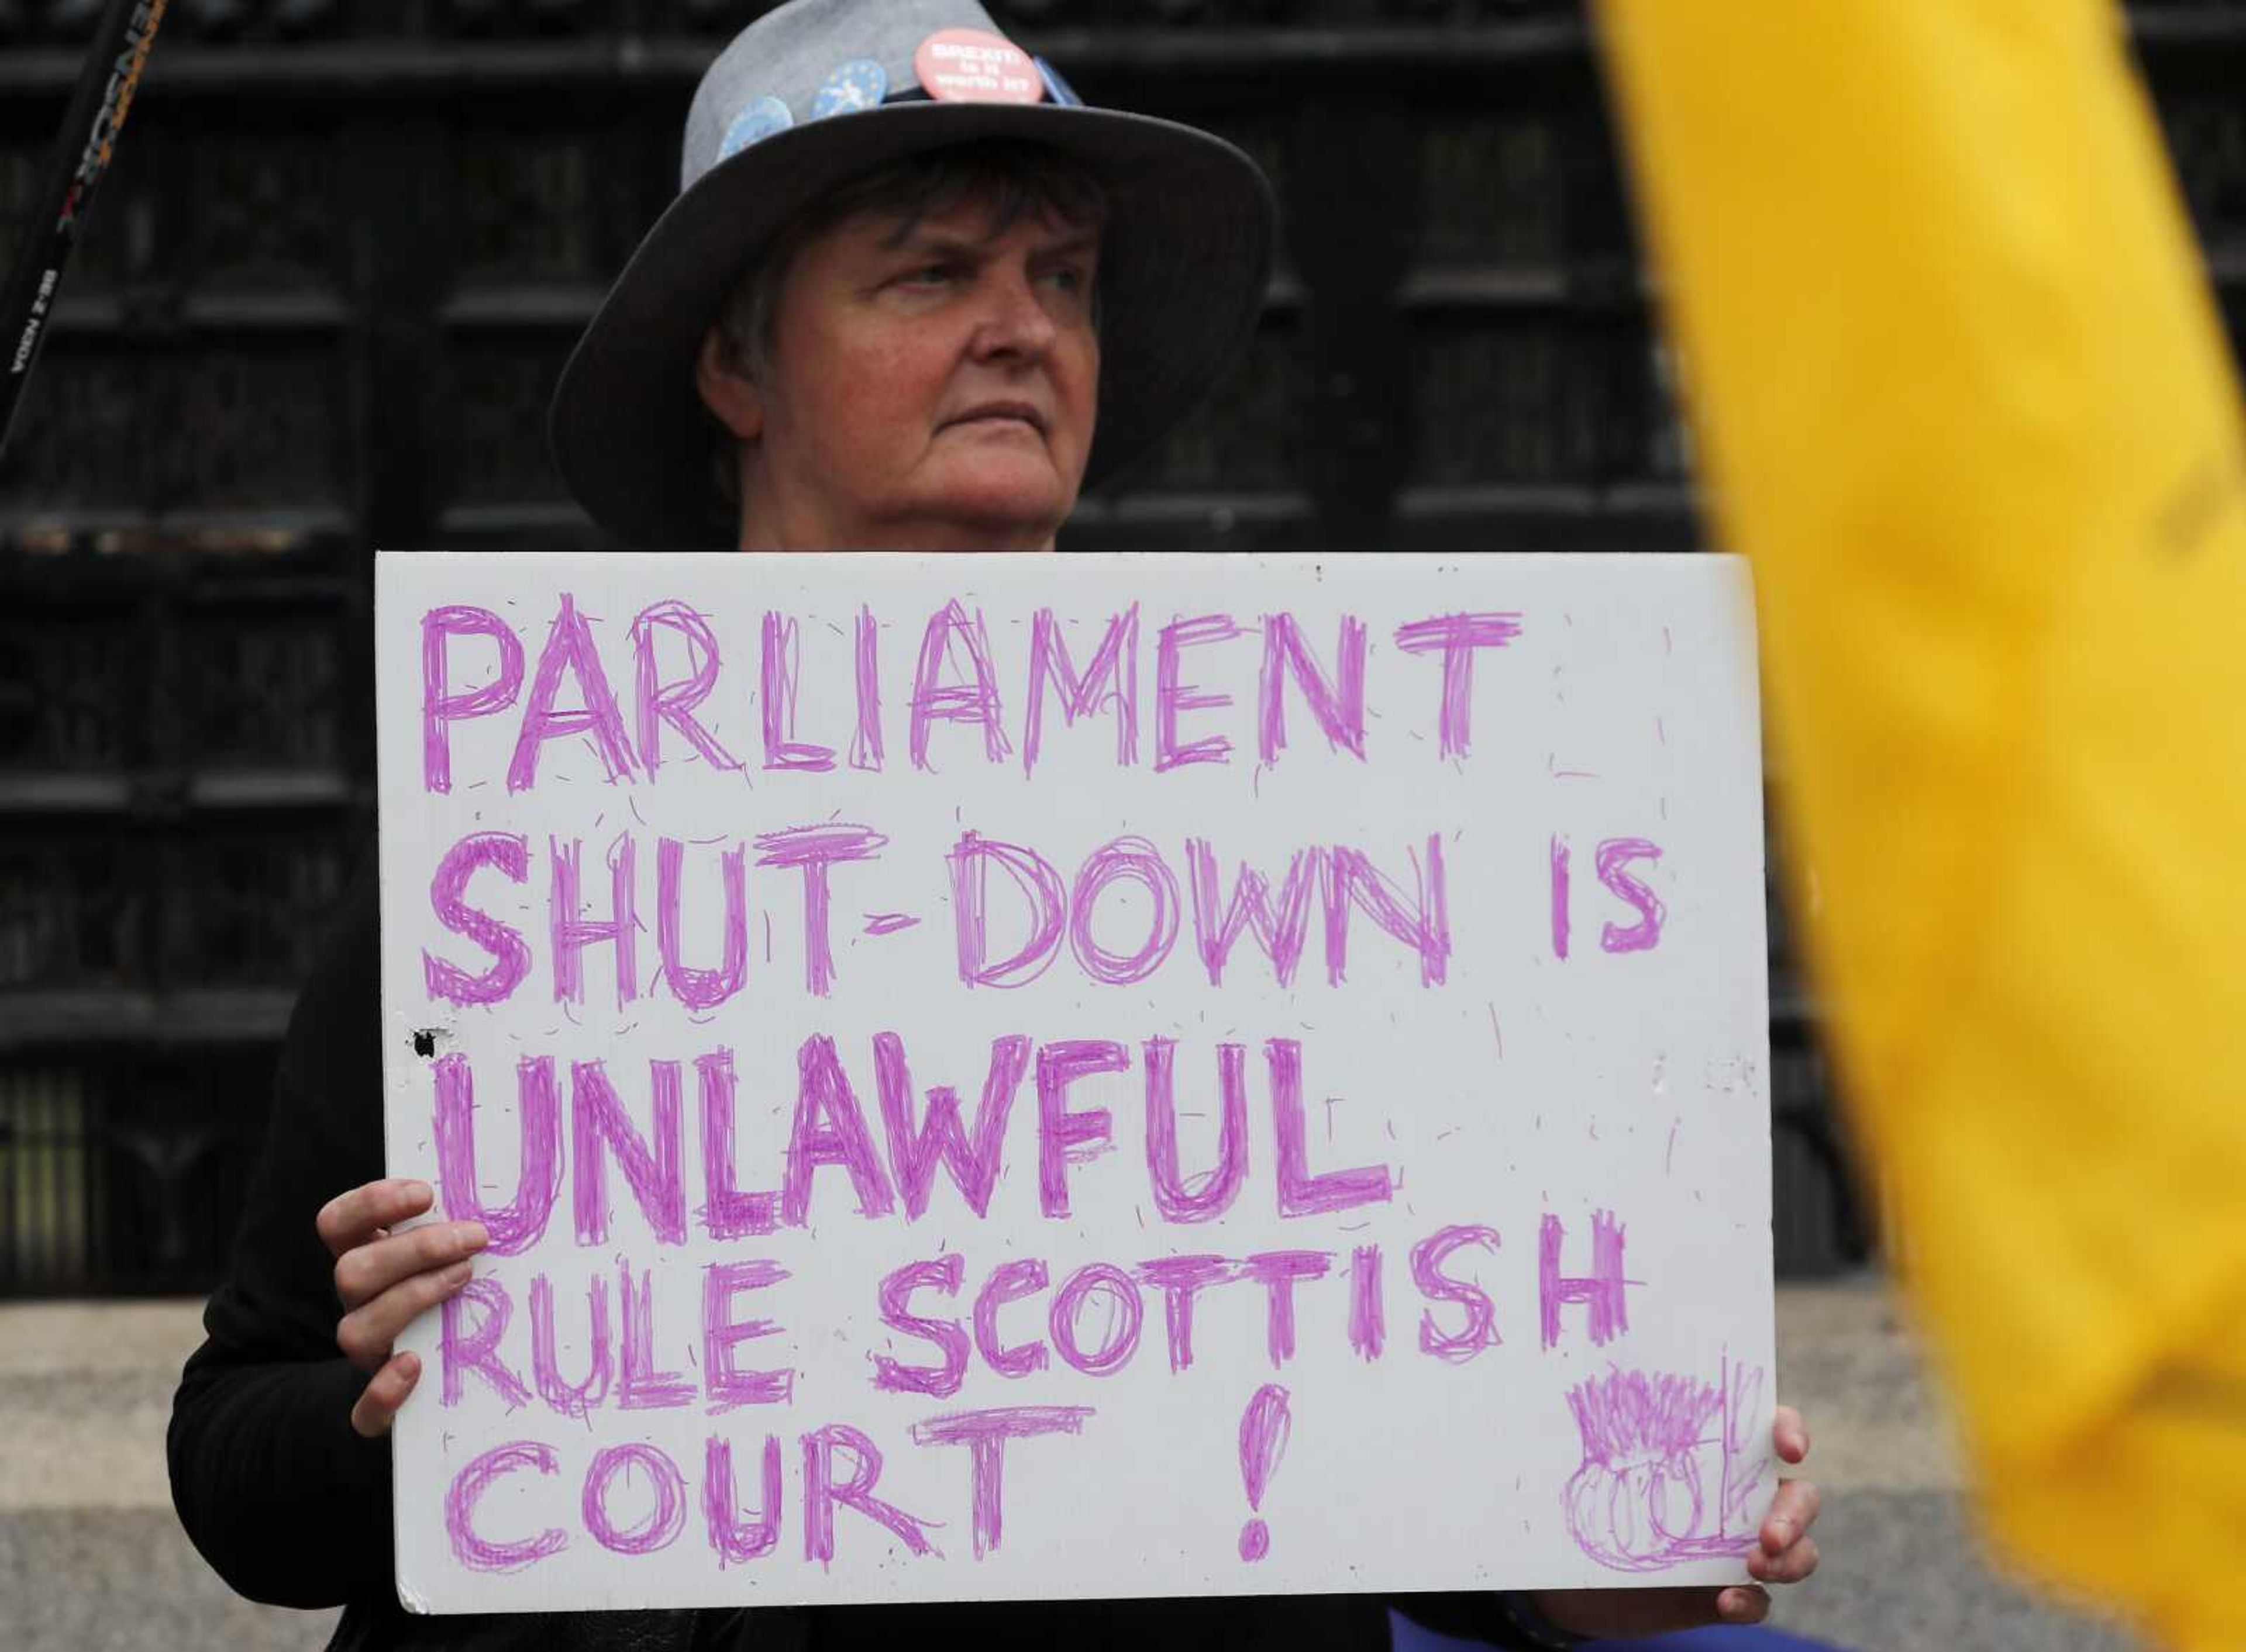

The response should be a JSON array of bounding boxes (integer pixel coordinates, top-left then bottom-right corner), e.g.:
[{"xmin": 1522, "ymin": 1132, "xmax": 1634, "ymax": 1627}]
[{"xmin": 2, "ymin": 0, "xmax": 2241, "ymax": 1291}]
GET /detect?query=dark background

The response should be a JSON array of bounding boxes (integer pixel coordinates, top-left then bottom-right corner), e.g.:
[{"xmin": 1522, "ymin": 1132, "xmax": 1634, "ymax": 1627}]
[{"xmin": 1, "ymin": 0, "xmax": 2240, "ymax": 1295}]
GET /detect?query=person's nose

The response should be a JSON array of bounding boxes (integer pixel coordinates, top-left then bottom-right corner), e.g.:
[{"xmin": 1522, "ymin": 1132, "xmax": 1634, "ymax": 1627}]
[{"xmin": 968, "ymin": 261, "xmax": 1059, "ymax": 365}]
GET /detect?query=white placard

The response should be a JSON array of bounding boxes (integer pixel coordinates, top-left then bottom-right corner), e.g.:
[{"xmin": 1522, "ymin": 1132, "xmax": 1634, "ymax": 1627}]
[{"xmin": 374, "ymin": 551, "xmax": 1775, "ymax": 1615}]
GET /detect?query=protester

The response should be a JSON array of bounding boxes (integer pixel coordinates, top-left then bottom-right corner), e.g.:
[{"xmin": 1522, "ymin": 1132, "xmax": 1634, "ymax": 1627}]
[{"xmin": 168, "ymin": 2, "xmax": 1819, "ymax": 1647}]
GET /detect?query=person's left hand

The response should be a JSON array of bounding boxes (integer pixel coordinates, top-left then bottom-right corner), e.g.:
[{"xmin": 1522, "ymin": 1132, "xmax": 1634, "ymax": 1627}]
[{"xmin": 1529, "ymin": 1405, "xmax": 1821, "ymax": 1639}]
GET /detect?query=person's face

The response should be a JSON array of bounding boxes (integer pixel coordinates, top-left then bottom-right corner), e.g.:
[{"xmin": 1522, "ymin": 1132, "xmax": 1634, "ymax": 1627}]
[{"xmin": 702, "ymin": 189, "xmax": 1101, "ymax": 551}]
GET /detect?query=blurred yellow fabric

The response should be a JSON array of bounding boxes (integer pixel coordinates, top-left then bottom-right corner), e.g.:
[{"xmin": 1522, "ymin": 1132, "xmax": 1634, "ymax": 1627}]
[{"xmin": 1590, "ymin": 4, "xmax": 2246, "ymax": 1646}]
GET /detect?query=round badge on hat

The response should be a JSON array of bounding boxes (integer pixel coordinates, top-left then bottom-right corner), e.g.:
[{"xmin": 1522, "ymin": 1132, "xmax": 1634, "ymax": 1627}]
[
  {"xmin": 719, "ymin": 95, "xmax": 794, "ymax": 160},
  {"xmin": 913, "ymin": 27, "xmax": 1045, "ymax": 105},
  {"xmin": 809, "ymin": 57, "xmax": 888, "ymax": 119}
]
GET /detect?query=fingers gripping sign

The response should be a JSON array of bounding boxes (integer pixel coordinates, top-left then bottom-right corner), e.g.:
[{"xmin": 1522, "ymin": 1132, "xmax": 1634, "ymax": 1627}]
[
  {"xmin": 318, "ymin": 1177, "xmax": 488, "ymax": 1437},
  {"xmin": 1746, "ymin": 1406, "xmax": 1821, "ymax": 1589}
]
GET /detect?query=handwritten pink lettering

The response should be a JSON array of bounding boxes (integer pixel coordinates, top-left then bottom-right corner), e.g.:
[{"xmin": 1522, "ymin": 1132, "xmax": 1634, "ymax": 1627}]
[
  {"xmin": 583, "ymin": 1443, "xmax": 687, "ymax": 1556},
  {"xmin": 424, "ymin": 832, "xmax": 532, "ymax": 1007},
  {"xmin": 633, "ymin": 600, "xmax": 738, "ymax": 775},
  {"xmin": 1540, "ymin": 1209, "xmax": 1633, "ymax": 1350},
  {"xmin": 445, "ymin": 1440, "xmax": 564, "ymax": 1572},
  {"xmin": 910, "ymin": 1405, "xmax": 1094, "ymax": 1559},
  {"xmin": 1596, "ymin": 837, "xmax": 1668, "ymax": 953},
  {"xmin": 1154, "ymin": 614, "xmax": 1241, "ymax": 771},
  {"xmin": 433, "ymin": 1053, "xmax": 561, "ymax": 1257},
  {"xmin": 550, "ymin": 834, "xmax": 638, "ymax": 1009},
  {"xmin": 508, "ymin": 593, "xmax": 635, "ymax": 793},
  {"xmin": 801, "ymin": 1425, "xmax": 937, "ymax": 1565},
  {"xmin": 703, "ymin": 1259, "xmax": 793, "ymax": 1410},
  {"xmin": 1259, "ymin": 612, "xmax": 1367, "ymax": 763},
  {"xmin": 754, "ymin": 824, "xmax": 886, "ymax": 999},
  {"xmin": 422, "ymin": 605, "xmax": 523, "ymax": 795},
  {"xmin": 762, "ymin": 612, "xmax": 838, "ymax": 773},
  {"xmin": 1411, "ymin": 1223, "xmax": 1503, "ymax": 1362},
  {"xmin": 1393, "ymin": 612, "xmax": 1524, "ymax": 758},
  {"xmin": 1025, "ymin": 605, "xmax": 1138, "ymax": 775},
  {"xmin": 570, "ymin": 1058, "xmax": 685, "ymax": 1248},
  {"xmin": 870, "ymin": 1254, "xmax": 970, "ymax": 1398},
  {"xmin": 1035, "ymin": 1040, "xmax": 1124, "ymax": 1219},
  {"xmin": 911, "ymin": 600, "xmax": 1010, "ymax": 770}
]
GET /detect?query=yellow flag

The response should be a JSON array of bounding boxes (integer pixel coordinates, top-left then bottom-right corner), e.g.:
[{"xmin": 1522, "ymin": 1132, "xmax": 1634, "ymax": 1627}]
[{"xmin": 1590, "ymin": 5, "xmax": 2246, "ymax": 1646}]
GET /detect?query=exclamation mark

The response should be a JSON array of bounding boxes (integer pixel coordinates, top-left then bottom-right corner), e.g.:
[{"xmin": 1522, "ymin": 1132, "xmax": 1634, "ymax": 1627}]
[{"xmin": 1237, "ymin": 1382, "xmax": 1292, "ymax": 1561}]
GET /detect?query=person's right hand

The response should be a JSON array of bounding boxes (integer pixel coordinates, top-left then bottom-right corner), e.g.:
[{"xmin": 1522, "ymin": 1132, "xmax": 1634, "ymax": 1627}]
[{"xmin": 316, "ymin": 1178, "xmax": 487, "ymax": 1438}]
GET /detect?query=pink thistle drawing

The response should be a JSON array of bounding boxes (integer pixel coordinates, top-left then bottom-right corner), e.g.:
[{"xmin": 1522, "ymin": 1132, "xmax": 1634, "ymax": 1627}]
[{"xmin": 1562, "ymin": 1361, "xmax": 1764, "ymax": 1571}]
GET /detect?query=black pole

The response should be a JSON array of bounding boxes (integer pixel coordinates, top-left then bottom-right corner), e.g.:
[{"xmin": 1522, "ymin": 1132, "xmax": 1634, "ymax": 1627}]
[{"xmin": 0, "ymin": 0, "xmax": 171, "ymax": 464}]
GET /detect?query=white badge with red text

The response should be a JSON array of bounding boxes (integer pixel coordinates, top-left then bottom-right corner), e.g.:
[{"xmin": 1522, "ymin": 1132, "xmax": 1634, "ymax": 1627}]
[{"xmin": 914, "ymin": 28, "xmax": 1045, "ymax": 105}]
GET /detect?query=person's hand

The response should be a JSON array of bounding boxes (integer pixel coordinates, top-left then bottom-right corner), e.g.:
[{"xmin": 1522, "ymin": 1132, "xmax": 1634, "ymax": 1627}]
[
  {"xmin": 1530, "ymin": 1405, "xmax": 1820, "ymax": 1638},
  {"xmin": 316, "ymin": 1177, "xmax": 487, "ymax": 1439}
]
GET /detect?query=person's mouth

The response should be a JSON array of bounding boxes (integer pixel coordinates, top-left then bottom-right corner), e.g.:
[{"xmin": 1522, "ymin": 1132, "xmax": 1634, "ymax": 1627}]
[{"xmin": 943, "ymin": 401, "xmax": 1048, "ymax": 436}]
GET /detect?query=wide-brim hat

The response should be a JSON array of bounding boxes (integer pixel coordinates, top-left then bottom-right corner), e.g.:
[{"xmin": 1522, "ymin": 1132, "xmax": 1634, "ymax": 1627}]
[{"xmin": 549, "ymin": 0, "xmax": 1278, "ymax": 549}]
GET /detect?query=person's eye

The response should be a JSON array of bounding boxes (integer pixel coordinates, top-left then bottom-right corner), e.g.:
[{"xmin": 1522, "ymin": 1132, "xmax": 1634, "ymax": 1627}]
[
  {"xmin": 1043, "ymin": 265, "xmax": 1090, "ymax": 297},
  {"xmin": 898, "ymin": 263, "xmax": 960, "ymax": 288}
]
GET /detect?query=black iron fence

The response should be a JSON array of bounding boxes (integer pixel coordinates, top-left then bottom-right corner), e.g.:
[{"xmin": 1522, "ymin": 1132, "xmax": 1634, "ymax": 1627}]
[
  {"xmin": 1, "ymin": 1046, "xmax": 277, "ymax": 1294},
  {"xmin": 3, "ymin": 0, "xmax": 2241, "ymax": 1292}
]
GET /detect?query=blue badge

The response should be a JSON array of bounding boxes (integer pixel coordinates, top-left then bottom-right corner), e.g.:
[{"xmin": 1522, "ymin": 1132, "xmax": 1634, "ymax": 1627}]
[
  {"xmin": 810, "ymin": 58, "xmax": 888, "ymax": 119},
  {"xmin": 719, "ymin": 95, "xmax": 794, "ymax": 160},
  {"xmin": 1035, "ymin": 57, "xmax": 1083, "ymax": 108}
]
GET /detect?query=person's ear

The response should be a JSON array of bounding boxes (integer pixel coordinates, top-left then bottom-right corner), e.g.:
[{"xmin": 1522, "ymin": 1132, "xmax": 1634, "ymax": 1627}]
[{"xmin": 695, "ymin": 327, "xmax": 764, "ymax": 441}]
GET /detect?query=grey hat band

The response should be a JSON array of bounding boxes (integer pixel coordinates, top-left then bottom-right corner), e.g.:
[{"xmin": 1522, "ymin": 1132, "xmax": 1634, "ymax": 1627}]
[
  {"xmin": 716, "ymin": 60, "xmax": 1081, "ymax": 141},
  {"xmin": 684, "ymin": 0, "xmax": 1028, "ymax": 188}
]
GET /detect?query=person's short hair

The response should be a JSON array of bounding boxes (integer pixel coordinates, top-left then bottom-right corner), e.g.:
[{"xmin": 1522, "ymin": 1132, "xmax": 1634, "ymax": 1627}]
[{"xmin": 705, "ymin": 139, "xmax": 1112, "ymax": 509}]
